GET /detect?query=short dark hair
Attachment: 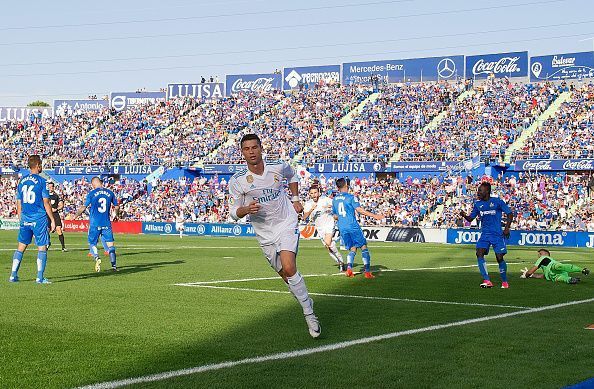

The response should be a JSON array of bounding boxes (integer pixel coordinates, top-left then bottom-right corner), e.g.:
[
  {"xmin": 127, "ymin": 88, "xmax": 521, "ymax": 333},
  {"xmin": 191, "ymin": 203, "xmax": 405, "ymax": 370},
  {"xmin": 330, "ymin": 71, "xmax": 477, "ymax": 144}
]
[
  {"xmin": 336, "ymin": 178, "xmax": 348, "ymax": 189},
  {"xmin": 309, "ymin": 185, "xmax": 320, "ymax": 192},
  {"xmin": 538, "ymin": 248, "xmax": 551, "ymax": 256},
  {"xmin": 28, "ymin": 155, "xmax": 42, "ymax": 169},
  {"xmin": 91, "ymin": 176, "xmax": 103, "ymax": 184},
  {"xmin": 240, "ymin": 133, "xmax": 262, "ymax": 147},
  {"xmin": 479, "ymin": 181, "xmax": 491, "ymax": 194}
]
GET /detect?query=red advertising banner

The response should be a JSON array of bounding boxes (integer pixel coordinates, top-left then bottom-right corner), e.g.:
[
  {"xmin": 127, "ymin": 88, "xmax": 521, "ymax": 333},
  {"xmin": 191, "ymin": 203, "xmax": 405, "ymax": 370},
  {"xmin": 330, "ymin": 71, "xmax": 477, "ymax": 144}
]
[{"xmin": 63, "ymin": 220, "xmax": 141, "ymax": 234}]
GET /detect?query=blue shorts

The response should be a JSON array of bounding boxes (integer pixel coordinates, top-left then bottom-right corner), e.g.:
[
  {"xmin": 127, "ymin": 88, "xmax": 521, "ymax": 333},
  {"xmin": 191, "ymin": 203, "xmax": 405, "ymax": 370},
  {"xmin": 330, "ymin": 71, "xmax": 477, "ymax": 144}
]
[
  {"xmin": 18, "ymin": 218, "xmax": 50, "ymax": 247},
  {"xmin": 88, "ymin": 225, "xmax": 114, "ymax": 245},
  {"xmin": 476, "ymin": 233, "xmax": 507, "ymax": 255},
  {"xmin": 340, "ymin": 229, "xmax": 367, "ymax": 250}
]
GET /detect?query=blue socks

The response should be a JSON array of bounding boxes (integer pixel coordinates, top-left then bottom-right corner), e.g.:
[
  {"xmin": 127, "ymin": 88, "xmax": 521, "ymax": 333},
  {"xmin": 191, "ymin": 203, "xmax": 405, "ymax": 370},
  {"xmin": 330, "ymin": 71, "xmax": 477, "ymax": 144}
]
[
  {"xmin": 36, "ymin": 251, "xmax": 48, "ymax": 281},
  {"xmin": 11, "ymin": 250, "xmax": 24, "ymax": 278},
  {"xmin": 347, "ymin": 251, "xmax": 356, "ymax": 269},
  {"xmin": 89, "ymin": 244, "xmax": 98, "ymax": 257},
  {"xmin": 361, "ymin": 248, "xmax": 371, "ymax": 272},
  {"xmin": 108, "ymin": 247, "xmax": 117, "ymax": 268},
  {"xmin": 477, "ymin": 257, "xmax": 490, "ymax": 280},
  {"xmin": 498, "ymin": 260, "xmax": 508, "ymax": 282}
]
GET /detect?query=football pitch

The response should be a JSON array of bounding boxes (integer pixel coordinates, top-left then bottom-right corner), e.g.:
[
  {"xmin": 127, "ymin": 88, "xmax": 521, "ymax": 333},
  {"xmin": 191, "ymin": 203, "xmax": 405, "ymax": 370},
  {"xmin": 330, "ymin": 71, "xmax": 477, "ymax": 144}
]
[{"xmin": 0, "ymin": 231, "xmax": 592, "ymax": 388}]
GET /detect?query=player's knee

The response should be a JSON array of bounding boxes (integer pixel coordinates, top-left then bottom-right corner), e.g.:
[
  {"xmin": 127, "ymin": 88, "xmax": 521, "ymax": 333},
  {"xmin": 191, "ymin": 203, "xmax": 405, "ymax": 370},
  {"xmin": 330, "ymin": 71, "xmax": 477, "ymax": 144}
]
[{"xmin": 108, "ymin": 246, "xmax": 116, "ymax": 253}]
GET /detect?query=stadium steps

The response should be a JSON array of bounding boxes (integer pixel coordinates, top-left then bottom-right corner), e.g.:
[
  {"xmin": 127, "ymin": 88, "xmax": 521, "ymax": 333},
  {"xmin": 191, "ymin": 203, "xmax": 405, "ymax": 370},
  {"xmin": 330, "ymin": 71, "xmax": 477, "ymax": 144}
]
[
  {"xmin": 390, "ymin": 89, "xmax": 475, "ymax": 162},
  {"xmin": 293, "ymin": 92, "xmax": 380, "ymax": 163},
  {"xmin": 503, "ymin": 91, "xmax": 573, "ymax": 164}
]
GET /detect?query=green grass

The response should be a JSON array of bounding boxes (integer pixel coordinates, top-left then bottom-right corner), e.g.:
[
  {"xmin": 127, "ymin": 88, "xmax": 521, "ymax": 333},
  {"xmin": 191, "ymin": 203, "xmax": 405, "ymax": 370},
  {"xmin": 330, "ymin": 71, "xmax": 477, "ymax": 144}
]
[{"xmin": 0, "ymin": 231, "xmax": 592, "ymax": 388}]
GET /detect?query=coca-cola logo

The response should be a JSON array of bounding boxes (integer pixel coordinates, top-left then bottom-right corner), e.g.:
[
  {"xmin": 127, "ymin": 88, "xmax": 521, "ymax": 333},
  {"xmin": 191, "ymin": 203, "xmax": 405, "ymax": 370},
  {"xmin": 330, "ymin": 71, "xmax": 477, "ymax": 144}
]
[
  {"xmin": 231, "ymin": 77, "xmax": 275, "ymax": 93},
  {"xmin": 521, "ymin": 160, "xmax": 553, "ymax": 171},
  {"xmin": 472, "ymin": 57, "xmax": 521, "ymax": 75},
  {"xmin": 562, "ymin": 159, "xmax": 594, "ymax": 170}
]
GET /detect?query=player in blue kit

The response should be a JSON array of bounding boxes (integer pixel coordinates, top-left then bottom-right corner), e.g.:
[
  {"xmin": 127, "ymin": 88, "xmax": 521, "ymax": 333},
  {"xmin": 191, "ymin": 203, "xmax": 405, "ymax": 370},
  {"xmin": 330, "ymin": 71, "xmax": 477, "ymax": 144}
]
[
  {"xmin": 10, "ymin": 155, "xmax": 56, "ymax": 284},
  {"xmin": 73, "ymin": 177, "xmax": 120, "ymax": 272},
  {"xmin": 332, "ymin": 178, "xmax": 383, "ymax": 278},
  {"xmin": 460, "ymin": 182, "xmax": 514, "ymax": 289}
]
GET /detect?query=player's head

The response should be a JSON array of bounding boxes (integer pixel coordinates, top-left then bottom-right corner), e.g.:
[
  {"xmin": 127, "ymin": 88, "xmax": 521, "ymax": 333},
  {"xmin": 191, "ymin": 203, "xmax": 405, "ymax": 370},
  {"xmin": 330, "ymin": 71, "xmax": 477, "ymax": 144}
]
[
  {"xmin": 335, "ymin": 178, "xmax": 349, "ymax": 192},
  {"xmin": 537, "ymin": 248, "xmax": 550, "ymax": 257},
  {"xmin": 47, "ymin": 182, "xmax": 55, "ymax": 193},
  {"xmin": 240, "ymin": 134, "xmax": 263, "ymax": 166},
  {"xmin": 91, "ymin": 176, "xmax": 103, "ymax": 189},
  {"xmin": 309, "ymin": 185, "xmax": 321, "ymax": 201},
  {"xmin": 28, "ymin": 155, "xmax": 42, "ymax": 173},
  {"xmin": 477, "ymin": 182, "xmax": 491, "ymax": 201}
]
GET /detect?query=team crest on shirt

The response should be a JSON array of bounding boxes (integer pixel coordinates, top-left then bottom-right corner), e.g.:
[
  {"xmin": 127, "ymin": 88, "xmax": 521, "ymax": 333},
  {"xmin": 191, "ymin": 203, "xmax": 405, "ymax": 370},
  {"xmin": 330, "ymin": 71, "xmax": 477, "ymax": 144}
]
[
  {"xmin": 274, "ymin": 175, "xmax": 280, "ymax": 183},
  {"xmin": 229, "ymin": 197, "xmax": 235, "ymax": 205},
  {"xmin": 247, "ymin": 175, "xmax": 254, "ymax": 184},
  {"xmin": 490, "ymin": 202, "xmax": 494, "ymax": 207}
]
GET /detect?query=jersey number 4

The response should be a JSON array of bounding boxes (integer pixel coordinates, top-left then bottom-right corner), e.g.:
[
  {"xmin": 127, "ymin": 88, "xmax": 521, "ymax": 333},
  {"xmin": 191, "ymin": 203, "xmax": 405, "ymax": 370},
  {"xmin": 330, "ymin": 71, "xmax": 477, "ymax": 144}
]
[
  {"xmin": 337, "ymin": 202, "xmax": 347, "ymax": 217},
  {"xmin": 21, "ymin": 185, "xmax": 36, "ymax": 204}
]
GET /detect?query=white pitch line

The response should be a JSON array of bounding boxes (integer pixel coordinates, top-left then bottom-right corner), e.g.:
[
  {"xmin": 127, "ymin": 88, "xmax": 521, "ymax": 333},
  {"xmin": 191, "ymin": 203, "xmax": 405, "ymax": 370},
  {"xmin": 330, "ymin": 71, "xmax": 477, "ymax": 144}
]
[
  {"xmin": 177, "ymin": 284, "xmax": 531, "ymax": 310},
  {"xmin": 76, "ymin": 297, "xmax": 594, "ymax": 389}
]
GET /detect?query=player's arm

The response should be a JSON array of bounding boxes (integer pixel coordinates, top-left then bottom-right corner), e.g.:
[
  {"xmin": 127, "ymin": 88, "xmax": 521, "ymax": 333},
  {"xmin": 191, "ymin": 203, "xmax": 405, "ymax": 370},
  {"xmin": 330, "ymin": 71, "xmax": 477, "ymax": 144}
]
[
  {"xmin": 43, "ymin": 198, "xmax": 56, "ymax": 232},
  {"xmin": 460, "ymin": 203, "xmax": 477, "ymax": 222},
  {"xmin": 356, "ymin": 206, "xmax": 384, "ymax": 221},
  {"xmin": 501, "ymin": 200, "xmax": 514, "ymax": 238},
  {"xmin": 16, "ymin": 199, "xmax": 22, "ymax": 220},
  {"xmin": 229, "ymin": 178, "xmax": 258, "ymax": 220},
  {"xmin": 302, "ymin": 202, "xmax": 316, "ymax": 220},
  {"xmin": 521, "ymin": 266, "xmax": 543, "ymax": 279},
  {"xmin": 57, "ymin": 199, "xmax": 65, "ymax": 213},
  {"xmin": 73, "ymin": 193, "xmax": 91, "ymax": 219},
  {"xmin": 112, "ymin": 205, "xmax": 121, "ymax": 221},
  {"xmin": 283, "ymin": 162, "xmax": 303, "ymax": 214}
]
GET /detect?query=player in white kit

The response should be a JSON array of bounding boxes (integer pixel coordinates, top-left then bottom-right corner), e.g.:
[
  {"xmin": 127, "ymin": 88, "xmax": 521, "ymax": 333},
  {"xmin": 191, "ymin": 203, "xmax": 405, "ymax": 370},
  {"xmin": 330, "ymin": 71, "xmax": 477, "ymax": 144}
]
[
  {"xmin": 228, "ymin": 134, "xmax": 321, "ymax": 338},
  {"xmin": 175, "ymin": 210, "xmax": 185, "ymax": 238},
  {"xmin": 303, "ymin": 186, "xmax": 344, "ymax": 271}
]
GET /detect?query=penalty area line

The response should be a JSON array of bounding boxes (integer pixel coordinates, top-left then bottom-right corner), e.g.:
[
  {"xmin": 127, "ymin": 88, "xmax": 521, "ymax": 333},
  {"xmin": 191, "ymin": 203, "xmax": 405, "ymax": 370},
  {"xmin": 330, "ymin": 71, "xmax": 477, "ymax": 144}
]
[
  {"xmin": 76, "ymin": 297, "xmax": 594, "ymax": 389},
  {"xmin": 174, "ymin": 284, "xmax": 531, "ymax": 310}
]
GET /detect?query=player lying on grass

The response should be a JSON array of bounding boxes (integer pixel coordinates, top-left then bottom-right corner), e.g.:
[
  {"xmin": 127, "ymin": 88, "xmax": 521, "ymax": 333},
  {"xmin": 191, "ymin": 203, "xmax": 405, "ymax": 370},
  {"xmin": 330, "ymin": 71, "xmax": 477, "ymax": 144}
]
[{"xmin": 521, "ymin": 249, "xmax": 590, "ymax": 284}]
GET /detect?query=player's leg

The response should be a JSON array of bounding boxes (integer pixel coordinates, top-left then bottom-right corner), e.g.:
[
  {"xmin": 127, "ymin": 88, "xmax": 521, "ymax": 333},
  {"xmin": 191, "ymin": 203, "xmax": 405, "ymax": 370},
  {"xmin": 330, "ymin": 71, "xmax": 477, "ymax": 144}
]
[
  {"xmin": 103, "ymin": 227, "xmax": 117, "ymax": 271},
  {"xmin": 475, "ymin": 244, "xmax": 492, "ymax": 288},
  {"xmin": 88, "ymin": 228, "xmax": 101, "ymax": 272},
  {"xmin": 101, "ymin": 234, "xmax": 109, "ymax": 256},
  {"xmin": 360, "ymin": 244, "xmax": 375, "ymax": 279},
  {"xmin": 34, "ymin": 219, "xmax": 51, "ymax": 284},
  {"xmin": 551, "ymin": 262, "xmax": 587, "ymax": 275},
  {"xmin": 10, "ymin": 234, "xmax": 29, "ymax": 282},
  {"xmin": 55, "ymin": 223, "xmax": 67, "ymax": 251},
  {"xmin": 492, "ymin": 234, "xmax": 509, "ymax": 288},
  {"xmin": 322, "ymin": 232, "xmax": 344, "ymax": 270}
]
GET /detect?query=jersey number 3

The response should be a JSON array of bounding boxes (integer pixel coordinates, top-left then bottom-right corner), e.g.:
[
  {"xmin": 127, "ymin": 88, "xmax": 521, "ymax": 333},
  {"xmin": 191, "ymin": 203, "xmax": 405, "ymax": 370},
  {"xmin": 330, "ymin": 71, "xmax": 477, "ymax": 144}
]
[{"xmin": 98, "ymin": 198, "xmax": 108, "ymax": 213}]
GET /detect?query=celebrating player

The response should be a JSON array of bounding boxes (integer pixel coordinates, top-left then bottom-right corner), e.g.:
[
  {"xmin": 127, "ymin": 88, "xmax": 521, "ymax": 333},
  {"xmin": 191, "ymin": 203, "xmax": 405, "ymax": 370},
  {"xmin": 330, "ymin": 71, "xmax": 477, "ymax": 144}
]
[
  {"xmin": 73, "ymin": 177, "xmax": 120, "ymax": 272},
  {"xmin": 521, "ymin": 249, "xmax": 590, "ymax": 284},
  {"xmin": 460, "ymin": 181, "xmax": 514, "ymax": 289},
  {"xmin": 332, "ymin": 178, "xmax": 383, "ymax": 278},
  {"xmin": 10, "ymin": 155, "xmax": 55, "ymax": 284},
  {"xmin": 303, "ymin": 185, "xmax": 344, "ymax": 271},
  {"xmin": 47, "ymin": 182, "xmax": 68, "ymax": 252},
  {"xmin": 228, "ymin": 134, "xmax": 320, "ymax": 338}
]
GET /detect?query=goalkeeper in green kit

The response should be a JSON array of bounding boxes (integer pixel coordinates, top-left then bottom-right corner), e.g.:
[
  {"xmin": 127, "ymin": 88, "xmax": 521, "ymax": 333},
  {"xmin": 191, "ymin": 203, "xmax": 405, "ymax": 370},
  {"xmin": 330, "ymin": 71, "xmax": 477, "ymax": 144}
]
[{"xmin": 521, "ymin": 249, "xmax": 590, "ymax": 284}]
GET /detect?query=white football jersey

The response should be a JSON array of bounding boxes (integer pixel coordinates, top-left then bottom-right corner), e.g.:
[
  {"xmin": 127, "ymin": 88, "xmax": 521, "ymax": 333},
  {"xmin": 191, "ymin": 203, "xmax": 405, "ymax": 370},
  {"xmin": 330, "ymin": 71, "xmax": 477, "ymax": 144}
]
[
  {"xmin": 228, "ymin": 160, "xmax": 299, "ymax": 245},
  {"xmin": 304, "ymin": 196, "xmax": 334, "ymax": 226}
]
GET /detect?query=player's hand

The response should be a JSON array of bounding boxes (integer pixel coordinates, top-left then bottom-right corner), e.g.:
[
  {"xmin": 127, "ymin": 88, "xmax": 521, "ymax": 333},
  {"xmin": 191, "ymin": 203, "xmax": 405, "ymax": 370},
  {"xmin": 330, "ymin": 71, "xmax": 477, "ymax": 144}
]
[
  {"xmin": 520, "ymin": 267, "xmax": 529, "ymax": 279},
  {"xmin": 293, "ymin": 201, "xmax": 304, "ymax": 214},
  {"xmin": 246, "ymin": 200, "xmax": 261, "ymax": 215},
  {"xmin": 50, "ymin": 220, "xmax": 56, "ymax": 233},
  {"xmin": 503, "ymin": 227, "xmax": 511, "ymax": 239},
  {"xmin": 459, "ymin": 210, "xmax": 467, "ymax": 217}
]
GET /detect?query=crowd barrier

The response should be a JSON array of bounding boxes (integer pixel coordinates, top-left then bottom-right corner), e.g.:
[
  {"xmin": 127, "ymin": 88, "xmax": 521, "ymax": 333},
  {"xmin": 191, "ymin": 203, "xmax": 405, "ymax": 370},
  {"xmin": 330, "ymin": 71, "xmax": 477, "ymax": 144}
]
[{"xmin": 2, "ymin": 219, "xmax": 593, "ymax": 248}]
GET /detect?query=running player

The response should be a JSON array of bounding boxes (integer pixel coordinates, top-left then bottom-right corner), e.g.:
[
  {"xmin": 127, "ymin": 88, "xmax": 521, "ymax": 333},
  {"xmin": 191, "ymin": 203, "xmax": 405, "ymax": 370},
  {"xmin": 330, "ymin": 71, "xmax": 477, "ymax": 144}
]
[
  {"xmin": 10, "ymin": 155, "xmax": 55, "ymax": 284},
  {"xmin": 228, "ymin": 134, "xmax": 320, "ymax": 338},
  {"xmin": 332, "ymin": 178, "xmax": 383, "ymax": 278},
  {"xmin": 47, "ymin": 182, "xmax": 67, "ymax": 251},
  {"xmin": 73, "ymin": 177, "xmax": 120, "ymax": 272},
  {"xmin": 303, "ymin": 185, "xmax": 344, "ymax": 271},
  {"xmin": 460, "ymin": 181, "xmax": 514, "ymax": 289}
]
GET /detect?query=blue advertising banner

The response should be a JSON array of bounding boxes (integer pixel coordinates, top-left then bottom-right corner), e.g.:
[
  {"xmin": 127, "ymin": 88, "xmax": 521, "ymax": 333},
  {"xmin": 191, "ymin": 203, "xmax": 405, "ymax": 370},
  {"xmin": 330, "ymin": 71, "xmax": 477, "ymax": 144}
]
[
  {"xmin": 530, "ymin": 51, "xmax": 594, "ymax": 81},
  {"xmin": 313, "ymin": 162, "xmax": 384, "ymax": 174},
  {"xmin": 465, "ymin": 51, "xmax": 528, "ymax": 79},
  {"xmin": 109, "ymin": 92, "xmax": 166, "ymax": 112},
  {"xmin": 202, "ymin": 164, "xmax": 245, "ymax": 174},
  {"xmin": 142, "ymin": 222, "xmax": 255, "ymax": 237},
  {"xmin": 447, "ymin": 228, "xmax": 594, "ymax": 248},
  {"xmin": 390, "ymin": 157, "xmax": 480, "ymax": 172},
  {"xmin": 514, "ymin": 159, "xmax": 594, "ymax": 171},
  {"xmin": 110, "ymin": 165, "xmax": 161, "ymax": 175},
  {"xmin": 283, "ymin": 64, "xmax": 341, "ymax": 90},
  {"xmin": 53, "ymin": 99, "xmax": 107, "ymax": 116},
  {"xmin": 54, "ymin": 166, "xmax": 109, "ymax": 175},
  {"xmin": 226, "ymin": 73, "xmax": 281, "ymax": 95},
  {"xmin": 166, "ymin": 83, "xmax": 225, "ymax": 100},
  {"xmin": 342, "ymin": 55, "xmax": 464, "ymax": 85},
  {"xmin": 0, "ymin": 166, "xmax": 19, "ymax": 175},
  {"xmin": 0, "ymin": 106, "xmax": 53, "ymax": 122}
]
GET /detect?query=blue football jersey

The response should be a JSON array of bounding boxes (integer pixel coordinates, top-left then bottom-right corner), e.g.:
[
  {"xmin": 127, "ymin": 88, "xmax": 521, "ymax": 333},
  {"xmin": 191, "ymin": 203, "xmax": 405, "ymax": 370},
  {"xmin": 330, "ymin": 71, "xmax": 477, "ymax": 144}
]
[
  {"xmin": 470, "ymin": 197, "xmax": 512, "ymax": 235},
  {"xmin": 16, "ymin": 174, "xmax": 49, "ymax": 222},
  {"xmin": 332, "ymin": 192, "xmax": 361, "ymax": 232},
  {"xmin": 85, "ymin": 188, "xmax": 118, "ymax": 227}
]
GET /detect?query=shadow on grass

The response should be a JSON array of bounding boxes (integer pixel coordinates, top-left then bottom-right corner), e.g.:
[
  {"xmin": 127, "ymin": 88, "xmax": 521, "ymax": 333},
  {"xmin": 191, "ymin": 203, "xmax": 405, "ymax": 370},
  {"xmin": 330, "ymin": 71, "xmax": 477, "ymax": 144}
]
[{"xmin": 51, "ymin": 260, "xmax": 185, "ymax": 283}]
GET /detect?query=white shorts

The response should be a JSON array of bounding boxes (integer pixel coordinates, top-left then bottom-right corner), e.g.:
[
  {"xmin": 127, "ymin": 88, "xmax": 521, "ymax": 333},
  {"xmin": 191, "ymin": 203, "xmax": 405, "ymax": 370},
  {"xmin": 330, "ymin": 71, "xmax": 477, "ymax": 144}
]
[
  {"xmin": 175, "ymin": 222, "xmax": 184, "ymax": 231},
  {"xmin": 315, "ymin": 221, "xmax": 335, "ymax": 237},
  {"xmin": 260, "ymin": 227, "xmax": 300, "ymax": 272}
]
